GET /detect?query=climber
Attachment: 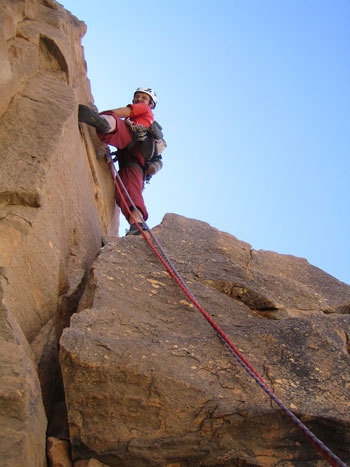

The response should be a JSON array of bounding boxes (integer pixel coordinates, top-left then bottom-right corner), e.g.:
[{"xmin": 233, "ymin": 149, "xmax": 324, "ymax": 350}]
[{"xmin": 78, "ymin": 87, "xmax": 165, "ymax": 236}]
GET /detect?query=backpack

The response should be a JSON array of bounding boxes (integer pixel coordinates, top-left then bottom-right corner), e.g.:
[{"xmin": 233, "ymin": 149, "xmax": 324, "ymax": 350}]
[{"xmin": 139, "ymin": 122, "xmax": 167, "ymax": 182}]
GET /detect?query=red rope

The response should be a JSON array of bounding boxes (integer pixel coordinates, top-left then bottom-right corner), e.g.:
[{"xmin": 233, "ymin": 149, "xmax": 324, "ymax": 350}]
[{"xmin": 108, "ymin": 160, "xmax": 347, "ymax": 467}]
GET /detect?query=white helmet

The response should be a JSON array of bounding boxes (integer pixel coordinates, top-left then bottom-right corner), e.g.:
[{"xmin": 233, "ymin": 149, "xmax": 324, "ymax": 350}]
[{"xmin": 134, "ymin": 87, "xmax": 158, "ymax": 108}]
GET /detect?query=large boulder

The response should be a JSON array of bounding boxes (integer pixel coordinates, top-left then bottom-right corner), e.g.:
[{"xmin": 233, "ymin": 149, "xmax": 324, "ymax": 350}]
[{"xmin": 60, "ymin": 214, "xmax": 350, "ymax": 466}]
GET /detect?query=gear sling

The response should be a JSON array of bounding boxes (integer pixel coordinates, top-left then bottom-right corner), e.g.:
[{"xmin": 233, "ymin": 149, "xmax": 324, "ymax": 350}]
[{"xmin": 111, "ymin": 120, "xmax": 166, "ymax": 183}]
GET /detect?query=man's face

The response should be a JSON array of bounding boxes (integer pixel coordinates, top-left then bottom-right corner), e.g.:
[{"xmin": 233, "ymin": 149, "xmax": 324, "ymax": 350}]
[{"xmin": 133, "ymin": 92, "xmax": 153, "ymax": 108}]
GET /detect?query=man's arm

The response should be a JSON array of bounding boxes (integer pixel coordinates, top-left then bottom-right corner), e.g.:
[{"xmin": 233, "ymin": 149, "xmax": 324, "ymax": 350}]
[{"xmin": 109, "ymin": 106, "xmax": 132, "ymax": 118}]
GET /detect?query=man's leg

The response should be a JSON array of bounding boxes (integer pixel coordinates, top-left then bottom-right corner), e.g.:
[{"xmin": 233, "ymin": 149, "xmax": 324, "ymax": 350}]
[
  {"xmin": 116, "ymin": 166, "xmax": 149, "ymax": 235},
  {"xmin": 78, "ymin": 106, "xmax": 133, "ymax": 149}
]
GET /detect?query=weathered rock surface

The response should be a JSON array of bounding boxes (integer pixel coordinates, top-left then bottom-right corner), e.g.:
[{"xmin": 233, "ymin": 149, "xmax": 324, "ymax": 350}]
[
  {"xmin": 0, "ymin": 303, "xmax": 47, "ymax": 466},
  {"xmin": 1, "ymin": 1, "xmax": 349, "ymax": 466},
  {"xmin": 46, "ymin": 436, "xmax": 72, "ymax": 467},
  {"xmin": 0, "ymin": 1, "xmax": 117, "ymax": 465},
  {"xmin": 60, "ymin": 214, "xmax": 350, "ymax": 466}
]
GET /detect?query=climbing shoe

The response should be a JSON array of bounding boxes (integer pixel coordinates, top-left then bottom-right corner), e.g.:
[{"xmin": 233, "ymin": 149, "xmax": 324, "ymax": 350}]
[
  {"xmin": 78, "ymin": 104, "xmax": 111, "ymax": 133},
  {"xmin": 125, "ymin": 223, "xmax": 149, "ymax": 236}
]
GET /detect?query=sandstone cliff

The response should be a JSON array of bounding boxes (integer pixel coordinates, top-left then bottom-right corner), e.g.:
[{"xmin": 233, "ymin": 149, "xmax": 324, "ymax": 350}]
[
  {"xmin": 0, "ymin": 1, "xmax": 117, "ymax": 465},
  {"xmin": 0, "ymin": 2, "xmax": 349, "ymax": 467}
]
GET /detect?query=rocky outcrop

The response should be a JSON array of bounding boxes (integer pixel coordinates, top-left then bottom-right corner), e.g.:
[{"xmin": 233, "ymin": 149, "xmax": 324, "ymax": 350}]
[
  {"xmin": 60, "ymin": 214, "xmax": 350, "ymax": 466},
  {"xmin": 0, "ymin": 1, "xmax": 117, "ymax": 465},
  {"xmin": 1, "ymin": 2, "xmax": 349, "ymax": 467}
]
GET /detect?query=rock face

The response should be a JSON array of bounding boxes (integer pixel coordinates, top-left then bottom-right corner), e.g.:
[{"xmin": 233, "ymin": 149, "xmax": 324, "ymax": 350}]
[
  {"xmin": 0, "ymin": 1, "xmax": 117, "ymax": 465},
  {"xmin": 60, "ymin": 214, "xmax": 350, "ymax": 466},
  {"xmin": 1, "ymin": 2, "xmax": 349, "ymax": 467},
  {"xmin": 0, "ymin": 304, "xmax": 47, "ymax": 466}
]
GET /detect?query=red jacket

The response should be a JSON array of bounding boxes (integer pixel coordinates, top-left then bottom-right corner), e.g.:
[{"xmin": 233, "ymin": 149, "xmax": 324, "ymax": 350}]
[{"xmin": 127, "ymin": 103, "xmax": 154, "ymax": 127}]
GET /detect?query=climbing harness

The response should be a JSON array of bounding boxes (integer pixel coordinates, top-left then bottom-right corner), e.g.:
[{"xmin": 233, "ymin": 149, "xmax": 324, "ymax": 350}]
[
  {"xmin": 107, "ymin": 158, "xmax": 348, "ymax": 467},
  {"xmin": 110, "ymin": 148, "xmax": 163, "ymax": 184}
]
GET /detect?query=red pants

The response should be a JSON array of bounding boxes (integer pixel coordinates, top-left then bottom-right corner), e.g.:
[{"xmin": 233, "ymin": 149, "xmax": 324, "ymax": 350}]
[
  {"xmin": 97, "ymin": 112, "xmax": 148, "ymax": 221},
  {"xmin": 115, "ymin": 165, "xmax": 148, "ymax": 222}
]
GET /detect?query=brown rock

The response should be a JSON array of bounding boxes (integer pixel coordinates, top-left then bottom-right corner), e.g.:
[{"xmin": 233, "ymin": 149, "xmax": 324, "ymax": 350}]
[
  {"xmin": 1, "ymin": 1, "xmax": 349, "ymax": 465},
  {"xmin": 0, "ymin": 305, "xmax": 47, "ymax": 466},
  {"xmin": 47, "ymin": 436, "xmax": 72, "ymax": 467},
  {"xmin": 60, "ymin": 214, "xmax": 350, "ymax": 466},
  {"xmin": 0, "ymin": 0, "xmax": 117, "ymax": 346},
  {"xmin": 74, "ymin": 459, "xmax": 111, "ymax": 467},
  {"xmin": 0, "ymin": 0, "xmax": 118, "ymax": 464}
]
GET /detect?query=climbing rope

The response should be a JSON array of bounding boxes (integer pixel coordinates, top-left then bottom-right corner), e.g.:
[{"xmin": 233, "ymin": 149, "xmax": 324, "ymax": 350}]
[{"xmin": 108, "ymin": 159, "xmax": 348, "ymax": 467}]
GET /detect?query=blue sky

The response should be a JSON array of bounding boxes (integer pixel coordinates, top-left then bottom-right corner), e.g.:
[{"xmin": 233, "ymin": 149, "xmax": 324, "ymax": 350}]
[{"xmin": 61, "ymin": 0, "xmax": 350, "ymax": 285}]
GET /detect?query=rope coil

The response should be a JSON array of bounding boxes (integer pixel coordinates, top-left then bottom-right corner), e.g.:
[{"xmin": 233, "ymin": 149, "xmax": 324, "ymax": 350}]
[{"xmin": 108, "ymin": 159, "xmax": 348, "ymax": 467}]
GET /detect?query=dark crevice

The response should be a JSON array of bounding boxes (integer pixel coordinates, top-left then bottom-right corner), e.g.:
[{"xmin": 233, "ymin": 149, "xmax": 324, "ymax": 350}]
[
  {"xmin": 39, "ymin": 35, "xmax": 69, "ymax": 82},
  {"xmin": 335, "ymin": 303, "xmax": 350, "ymax": 315},
  {"xmin": 203, "ymin": 279, "xmax": 279, "ymax": 317},
  {"xmin": 345, "ymin": 333, "xmax": 350, "ymax": 355},
  {"xmin": 43, "ymin": 243, "xmax": 106, "ymax": 462},
  {"xmin": 43, "ymin": 264, "xmax": 96, "ymax": 453}
]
